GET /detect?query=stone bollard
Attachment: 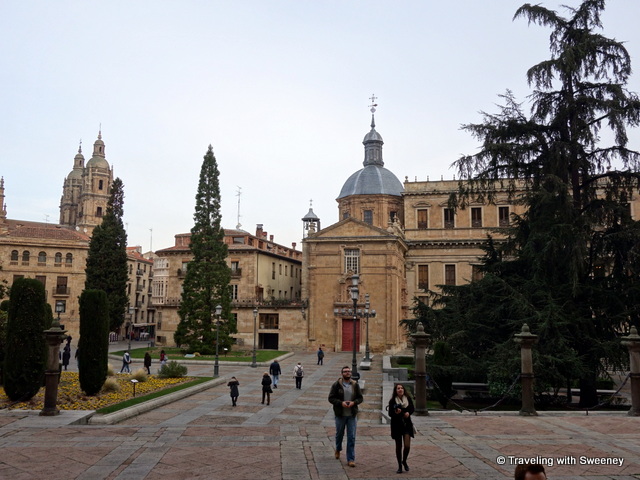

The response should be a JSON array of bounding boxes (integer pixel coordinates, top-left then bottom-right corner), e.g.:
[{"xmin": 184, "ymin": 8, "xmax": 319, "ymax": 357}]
[
  {"xmin": 411, "ymin": 322, "xmax": 430, "ymax": 415},
  {"xmin": 514, "ymin": 323, "xmax": 538, "ymax": 416},
  {"xmin": 621, "ymin": 326, "xmax": 640, "ymax": 416},
  {"xmin": 41, "ymin": 320, "xmax": 68, "ymax": 416}
]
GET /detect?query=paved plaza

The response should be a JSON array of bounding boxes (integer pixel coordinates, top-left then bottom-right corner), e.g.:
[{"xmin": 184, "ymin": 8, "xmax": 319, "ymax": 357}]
[{"xmin": 1, "ymin": 348, "xmax": 640, "ymax": 479}]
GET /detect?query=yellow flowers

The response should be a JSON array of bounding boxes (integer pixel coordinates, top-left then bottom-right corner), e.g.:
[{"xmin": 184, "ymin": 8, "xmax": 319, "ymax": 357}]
[{"xmin": 0, "ymin": 371, "xmax": 193, "ymax": 410}]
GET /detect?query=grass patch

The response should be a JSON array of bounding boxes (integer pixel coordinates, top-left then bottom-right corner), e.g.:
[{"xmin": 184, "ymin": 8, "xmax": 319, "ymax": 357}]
[
  {"xmin": 115, "ymin": 347, "xmax": 287, "ymax": 363},
  {"xmin": 96, "ymin": 376, "xmax": 213, "ymax": 414}
]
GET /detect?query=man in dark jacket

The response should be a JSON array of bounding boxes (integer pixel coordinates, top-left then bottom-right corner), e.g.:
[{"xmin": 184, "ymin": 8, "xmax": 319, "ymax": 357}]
[
  {"xmin": 269, "ymin": 359, "xmax": 281, "ymax": 388},
  {"xmin": 328, "ymin": 366, "xmax": 363, "ymax": 468}
]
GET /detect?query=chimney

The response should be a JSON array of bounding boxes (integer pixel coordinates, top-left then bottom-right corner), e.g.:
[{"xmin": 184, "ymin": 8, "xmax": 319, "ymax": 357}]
[
  {"xmin": 270, "ymin": 235, "xmax": 274, "ymax": 242},
  {"xmin": 292, "ymin": 242, "xmax": 297, "ymax": 250},
  {"xmin": 256, "ymin": 224, "xmax": 264, "ymax": 237}
]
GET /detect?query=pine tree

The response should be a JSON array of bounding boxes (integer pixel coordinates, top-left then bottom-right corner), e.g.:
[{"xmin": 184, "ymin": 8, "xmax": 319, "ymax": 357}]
[
  {"xmin": 78, "ymin": 289, "xmax": 109, "ymax": 395},
  {"xmin": 174, "ymin": 145, "xmax": 234, "ymax": 355},
  {"xmin": 425, "ymin": 0, "xmax": 640, "ymax": 407},
  {"xmin": 3, "ymin": 278, "xmax": 47, "ymax": 401},
  {"xmin": 85, "ymin": 178, "xmax": 129, "ymax": 332}
]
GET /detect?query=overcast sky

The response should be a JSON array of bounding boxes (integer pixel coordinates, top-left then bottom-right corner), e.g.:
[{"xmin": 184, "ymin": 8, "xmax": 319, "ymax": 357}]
[{"xmin": 1, "ymin": 1, "xmax": 639, "ymax": 252}]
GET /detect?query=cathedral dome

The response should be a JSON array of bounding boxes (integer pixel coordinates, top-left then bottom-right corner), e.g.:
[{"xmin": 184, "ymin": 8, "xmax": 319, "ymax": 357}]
[
  {"xmin": 337, "ymin": 114, "xmax": 403, "ymax": 199},
  {"xmin": 67, "ymin": 150, "xmax": 85, "ymax": 180},
  {"xmin": 86, "ymin": 131, "xmax": 110, "ymax": 169}
]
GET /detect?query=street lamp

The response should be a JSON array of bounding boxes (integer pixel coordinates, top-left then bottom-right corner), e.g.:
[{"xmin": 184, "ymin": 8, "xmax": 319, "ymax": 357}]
[
  {"xmin": 350, "ymin": 274, "xmax": 360, "ymax": 381},
  {"xmin": 54, "ymin": 301, "xmax": 65, "ymax": 328},
  {"xmin": 364, "ymin": 294, "xmax": 371, "ymax": 362},
  {"xmin": 251, "ymin": 307, "xmax": 258, "ymax": 368},
  {"xmin": 214, "ymin": 304, "xmax": 222, "ymax": 377}
]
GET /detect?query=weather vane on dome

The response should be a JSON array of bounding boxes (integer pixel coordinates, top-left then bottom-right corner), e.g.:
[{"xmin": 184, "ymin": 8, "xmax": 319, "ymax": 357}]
[{"xmin": 369, "ymin": 94, "xmax": 378, "ymax": 114}]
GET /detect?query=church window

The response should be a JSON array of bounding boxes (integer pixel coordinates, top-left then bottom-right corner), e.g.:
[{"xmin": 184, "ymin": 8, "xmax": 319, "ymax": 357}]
[
  {"xmin": 417, "ymin": 209, "xmax": 428, "ymax": 229},
  {"xmin": 363, "ymin": 210, "xmax": 373, "ymax": 225},
  {"xmin": 499, "ymin": 206, "xmax": 510, "ymax": 227},
  {"xmin": 344, "ymin": 249, "xmax": 360, "ymax": 274},
  {"xmin": 38, "ymin": 251, "xmax": 47, "ymax": 264},
  {"xmin": 98, "ymin": 180, "xmax": 104, "ymax": 190},
  {"xmin": 55, "ymin": 252, "xmax": 62, "ymax": 264},
  {"xmin": 418, "ymin": 265, "xmax": 429, "ymax": 290},
  {"xmin": 444, "ymin": 208, "xmax": 455, "ymax": 229},
  {"xmin": 471, "ymin": 207, "xmax": 482, "ymax": 227},
  {"xmin": 66, "ymin": 253, "xmax": 73, "ymax": 265},
  {"xmin": 444, "ymin": 264, "xmax": 456, "ymax": 285},
  {"xmin": 22, "ymin": 251, "xmax": 30, "ymax": 264},
  {"xmin": 96, "ymin": 206, "xmax": 103, "ymax": 217},
  {"xmin": 10, "ymin": 250, "xmax": 18, "ymax": 263}
]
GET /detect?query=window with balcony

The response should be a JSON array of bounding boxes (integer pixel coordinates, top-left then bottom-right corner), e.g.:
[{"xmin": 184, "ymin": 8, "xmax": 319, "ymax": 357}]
[
  {"xmin": 444, "ymin": 208, "xmax": 455, "ymax": 229},
  {"xmin": 471, "ymin": 207, "xmax": 482, "ymax": 227},
  {"xmin": 344, "ymin": 249, "xmax": 360, "ymax": 274}
]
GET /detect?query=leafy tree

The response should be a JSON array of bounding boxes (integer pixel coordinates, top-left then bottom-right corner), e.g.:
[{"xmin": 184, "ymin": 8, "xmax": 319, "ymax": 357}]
[
  {"xmin": 85, "ymin": 177, "xmax": 129, "ymax": 332},
  {"xmin": 78, "ymin": 289, "xmax": 109, "ymax": 395},
  {"xmin": 3, "ymin": 278, "xmax": 47, "ymax": 401},
  {"xmin": 418, "ymin": 0, "xmax": 640, "ymax": 407},
  {"xmin": 175, "ymin": 145, "xmax": 234, "ymax": 354}
]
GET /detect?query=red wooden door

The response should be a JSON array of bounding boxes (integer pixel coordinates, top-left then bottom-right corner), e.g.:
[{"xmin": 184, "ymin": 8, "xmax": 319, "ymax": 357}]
[{"xmin": 341, "ymin": 318, "xmax": 360, "ymax": 352}]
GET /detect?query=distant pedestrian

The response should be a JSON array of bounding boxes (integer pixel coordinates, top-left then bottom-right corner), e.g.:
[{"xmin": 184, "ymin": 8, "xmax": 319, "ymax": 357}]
[
  {"xmin": 160, "ymin": 350, "xmax": 168, "ymax": 366},
  {"xmin": 120, "ymin": 351, "xmax": 132, "ymax": 373},
  {"xmin": 317, "ymin": 347, "xmax": 325, "ymax": 365},
  {"xmin": 62, "ymin": 344, "xmax": 71, "ymax": 370},
  {"xmin": 228, "ymin": 377, "xmax": 240, "ymax": 406},
  {"xmin": 293, "ymin": 362, "xmax": 304, "ymax": 389},
  {"xmin": 143, "ymin": 352, "xmax": 152, "ymax": 374},
  {"xmin": 269, "ymin": 359, "xmax": 281, "ymax": 388},
  {"xmin": 261, "ymin": 372, "xmax": 272, "ymax": 405}
]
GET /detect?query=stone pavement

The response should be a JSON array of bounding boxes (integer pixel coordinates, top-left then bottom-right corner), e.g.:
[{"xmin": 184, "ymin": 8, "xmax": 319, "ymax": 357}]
[{"xmin": 1, "ymin": 350, "xmax": 640, "ymax": 479}]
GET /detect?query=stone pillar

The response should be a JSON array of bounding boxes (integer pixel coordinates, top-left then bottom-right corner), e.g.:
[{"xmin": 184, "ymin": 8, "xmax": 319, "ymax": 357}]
[
  {"xmin": 514, "ymin": 323, "xmax": 538, "ymax": 416},
  {"xmin": 411, "ymin": 322, "xmax": 430, "ymax": 415},
  {"xmin": 41, "ymin": 321, "xmax": 67, "ymax": 416},
  {"xmin": 622, "ymin": 326, "xmax": 640, "ymax": 417}
]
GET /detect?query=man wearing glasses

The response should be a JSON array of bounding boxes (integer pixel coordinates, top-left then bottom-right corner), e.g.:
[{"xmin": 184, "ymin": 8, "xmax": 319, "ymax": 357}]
[{"xmin": 328, "ymin": 366, "xmax": 363, "ymax": 467}]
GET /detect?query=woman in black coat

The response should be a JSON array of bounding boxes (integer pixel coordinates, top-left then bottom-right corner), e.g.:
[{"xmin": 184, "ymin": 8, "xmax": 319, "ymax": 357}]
[
  {"xmin": 261, "ymin": 372, "xmax": 272, "ymax": 405},
  {"xmin": 388, "ymin": 383, "xmax": 415, "ymax": 473},
  {"xmin": 227, "ymin": 377, "xmax": 240, "ymax": 406}
]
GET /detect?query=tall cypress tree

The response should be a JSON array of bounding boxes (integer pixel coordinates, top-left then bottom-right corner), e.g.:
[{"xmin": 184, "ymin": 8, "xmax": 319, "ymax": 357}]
[
  {"xmin": 78, "ymin": 289, "xmax": 109, "ymax": 395},
  {"xmin": 85, "ymin": 177, "xmax": 129, "ymax": 332},
  {"xmin": 175, "ymin": 145, "xmax": 233, "ymax": 355},
  {"xmin": 419, "ymin": 0, "xmax": 640, "ymax": 407}
]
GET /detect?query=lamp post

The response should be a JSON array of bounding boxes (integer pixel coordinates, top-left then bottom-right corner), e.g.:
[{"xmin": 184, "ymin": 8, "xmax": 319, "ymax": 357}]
[
  {"xmin": 214, "ymin": 304, "xmax": 222, "ymax": 377},
  {"xmin": 251, "ymin": 307, "xmax": 258, "ymax": 368},
  {"xmin": 364, "ymin": 294, "xmax": 371, "ymax": 362},
  {"xmin": 350, "ymin": 274, "xmax": 360, "ymax": 381}
]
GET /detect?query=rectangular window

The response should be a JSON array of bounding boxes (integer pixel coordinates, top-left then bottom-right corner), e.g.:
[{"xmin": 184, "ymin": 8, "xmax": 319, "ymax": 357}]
[
  {"xmin": 471, "ymin": 207, "xmax": 482, "ymax": 228},
  {"xmin": 231, "ymin": 261, "xmax": 240, "ymax": 273},
  {"xmin": 272, "ymin": 262, "xmax": 276, "ymax": 280},
  {"xmin": 444, "ymin": 208, "xmax": 455, "ymax": 229},
  {"xmin": 285, "ymin": 265, "xmax": 288, "ymax": 276},
  {"xmin": 35, "ymin": 275, "xmax": 47, "ymax": 287},
  {"xmin": 343, "ymin": 211, "xmax": 350, "ymax": 220},
  {"xmin": 499, "ymin": 206, "xmax": 510, "ymax": 227},
  {"xmin": 444, "ymin": 265, "xmax": 456, "ymax": 286},
  {"xmin": 56, "ymin": 276, "xmax": 68, "ymax": 294},
  {"xmin": 418, "ymin": 265, "xmax": 429, "ymax": 290},
  {"xmin": 344, "ymin": 249, "xmax": 360, "ymax": 274},
  {"xmin": 230, "ymin": 284, "xmax": 238, "ymax": 300},
  {"xmin": 259, "ymin": 313, "xmax": 279, "ymax": 329},
  {"xmin": 232, "ymin": 237, "xmax": 245, "ymax": 244},
  {"xmin": 279, "ymin": 264, "xmax": 282, "ymax": 275},
  {"xmin": 417, "ymin": 209, "xmax": 428, "ymax": 229},
  {"xmin": 363, "ymin": 210, "xmax": 373, "ymax": 225}
]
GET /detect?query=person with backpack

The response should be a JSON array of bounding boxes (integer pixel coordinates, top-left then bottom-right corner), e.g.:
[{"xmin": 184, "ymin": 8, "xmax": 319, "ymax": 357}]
[
  {"xmin": 317, "ymin": 347, "xmax": 325, "ymax": 365},
  {"xmin": 293, "ymin": 362, "xmax": 304, "ymax": 389}
]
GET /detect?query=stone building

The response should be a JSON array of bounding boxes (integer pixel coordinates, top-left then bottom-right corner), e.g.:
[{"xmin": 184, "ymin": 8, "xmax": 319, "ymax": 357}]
[
  {"xmin": 124, "ymin": 246, "xmax": 155, "ymax": 342},
  {"xmin": 152, "ymin": 225, "xmax": 303, "ymax": 350}
]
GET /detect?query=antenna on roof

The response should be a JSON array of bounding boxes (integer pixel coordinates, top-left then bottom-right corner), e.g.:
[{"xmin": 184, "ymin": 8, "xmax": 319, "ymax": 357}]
[
  {"xmin": 236, "ymin": 186, "xmax": 242, "ymax": 229},
  {"xmin": 149, "ymin": 228, "xmax": 153, "ymax": 252}
]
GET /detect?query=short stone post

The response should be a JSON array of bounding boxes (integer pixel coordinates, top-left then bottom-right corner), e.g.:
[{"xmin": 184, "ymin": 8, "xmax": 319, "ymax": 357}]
[
  {"xmin": 514, "ymin": 323, "xmax": 538, "ymax": 416},
  {"xmin": 41, "ymin": 320, "xmax": 67, "ymax": 416},
  {"xmin": 621, "ymin": 326, "xmax": 640, "ymax": 416},
  {"xmin": 411, "ymin": 322, "xmax": 430, "ymax": 415}
]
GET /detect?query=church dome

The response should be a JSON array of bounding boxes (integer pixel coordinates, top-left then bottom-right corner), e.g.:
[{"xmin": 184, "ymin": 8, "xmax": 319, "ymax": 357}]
[
  {"xmin": 337, "ymin": 114, "xmax": 403, "ymax": 199},
  {"xmin": 67, "ymin": 150, "xmax": 84, "ymax": 180},
  {"xmin": 86, "ymin": 131, "xmax": 110, "ymax": 169}
]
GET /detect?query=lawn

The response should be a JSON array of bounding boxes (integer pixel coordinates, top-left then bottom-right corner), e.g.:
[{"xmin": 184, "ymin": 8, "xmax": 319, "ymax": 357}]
[
  {"xmin": 0, "ymin": 371, "xmax": 205, "ymax": 411},
  {"xmin": 114, "ymin": 346, "xmax": 287, "ymax": 363}
]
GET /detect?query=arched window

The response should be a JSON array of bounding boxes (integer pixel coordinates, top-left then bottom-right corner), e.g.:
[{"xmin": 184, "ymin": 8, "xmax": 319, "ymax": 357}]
[
  {"xmin": 55, "ymin": 252, "xmax": 62, "ymax": 264},
  {"xmin": 38, "ymin": 251, "xmax": 47, "ymax": 263},
  {"xmin": 22, "ymin": 251, "xmax": 30, "ymax": 263},
  {"xmin": 10, "ymin": 250, "xmax": 18, "ymax": 262},
  {"xmin": 65, "ymin": 253, "xmax": 73, "ymax": 265}
]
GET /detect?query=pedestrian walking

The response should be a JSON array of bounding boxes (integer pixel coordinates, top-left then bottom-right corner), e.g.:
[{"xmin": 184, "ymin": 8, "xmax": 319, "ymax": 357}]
[
  {"xmin": 317, "ymin": 347, "xmax": 325, "ymax": 365},
  {"xmin": 388, "ymin": 383, "xmax": 415, "ymax": 473},
  {"xmin": 293, "ymin": 362, "xmax": 304, "ymax": 389},
  {"xmin": 120, "ymin": 351, "xmax": 132, "ymax": 373},
  {"xmin": 160, "ymin": 350, "xmax": 168, "ymax": 365},
  {"xmin": 269, "ymin": 359, "xmax": 281, "ymax": 388},
  {"xmin": 62, "ymin": 344, "xmax": 71, "ymax": 370},
  {"xmin": 261, "ymin": 372, "xmax": 272, "ymax": 405},
  {"xmin": 328, "ymin": 365, "xmax": 363, "ymax": 468},
  {"xmin": 228, "ymin": 377, "xmax": 240, "ymax": 406},
  {"xmin": 143, "ymin": 352, "xmax": 152, "ymax": 374}
]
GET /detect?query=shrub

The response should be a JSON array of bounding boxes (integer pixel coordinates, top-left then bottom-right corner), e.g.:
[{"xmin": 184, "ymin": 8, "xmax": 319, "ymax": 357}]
[
  {"xmin": 78, "ymin": 289, "xmax": 109, "ymax": 395},
  {"xmin": 131, "ymin": 368, "xmax": 148, "ymax": 382},
  {"xmin": 107, "ymin": 363, "xmax": 115, "ymax": 376},
  {"xmin": 158, "ymin": 360, "xmax": 187, "ymax": 378},
  {"xmin": 3, "ymin": 278, "xmax": 47, "ymax": 401},
  {"xmin": 101, "ymin": 377, "xmax": 121, "ymax": 393}
]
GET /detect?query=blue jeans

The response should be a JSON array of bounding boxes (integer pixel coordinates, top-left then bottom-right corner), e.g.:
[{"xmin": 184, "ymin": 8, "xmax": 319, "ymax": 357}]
[
  {"xmin": 335, "ymin": 415, "xmax": 357, "ymax": 462},
  {"xmin": 272, "ymin": 374, "xmax": 279, "ymax": 387}
]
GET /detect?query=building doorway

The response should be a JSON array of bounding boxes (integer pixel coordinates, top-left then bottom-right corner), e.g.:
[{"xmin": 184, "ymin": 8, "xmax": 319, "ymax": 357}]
[
  {"xmin": 262, "ymin": 333, "xmax": 279, "ymax": 350},
  {"xmin": 341, "ymin": 318, "xmax": 360, "ymax": 352}
]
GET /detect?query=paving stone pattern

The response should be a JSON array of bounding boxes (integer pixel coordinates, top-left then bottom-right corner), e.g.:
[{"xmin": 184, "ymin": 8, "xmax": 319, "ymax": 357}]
[{"xmin": 1, "ymin": 350, "xmax": 640, "ymax": 479}]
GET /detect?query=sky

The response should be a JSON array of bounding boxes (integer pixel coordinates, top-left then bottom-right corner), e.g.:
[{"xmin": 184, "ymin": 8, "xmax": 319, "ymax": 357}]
[{"xmin": 1, "ymin": 1, "xmax": 639, "ymax": 253}]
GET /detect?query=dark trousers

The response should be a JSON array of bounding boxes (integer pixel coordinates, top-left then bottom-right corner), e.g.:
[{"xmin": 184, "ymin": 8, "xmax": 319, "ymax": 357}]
[{"xmin": 295, "ymin": 376, "xmax": 303, "ymax": 389}]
